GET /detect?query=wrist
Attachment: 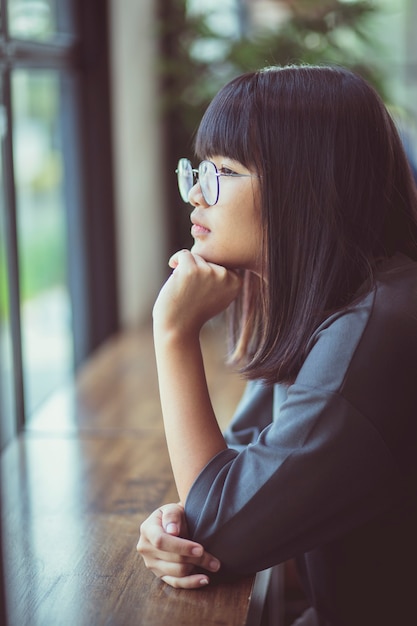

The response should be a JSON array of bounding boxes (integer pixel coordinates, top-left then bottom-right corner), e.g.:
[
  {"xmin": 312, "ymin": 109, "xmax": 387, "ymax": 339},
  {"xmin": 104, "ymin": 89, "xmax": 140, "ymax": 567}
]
[{"xmin": 153, "ymin": 318, "xmax": 202, "ymax": 347}]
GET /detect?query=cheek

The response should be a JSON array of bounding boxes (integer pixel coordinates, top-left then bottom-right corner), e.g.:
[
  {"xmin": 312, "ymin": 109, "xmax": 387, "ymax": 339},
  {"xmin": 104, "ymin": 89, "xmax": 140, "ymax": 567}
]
[{"xmin": 221, "ymin": 217, "xmax": 262, "ymax": 269}]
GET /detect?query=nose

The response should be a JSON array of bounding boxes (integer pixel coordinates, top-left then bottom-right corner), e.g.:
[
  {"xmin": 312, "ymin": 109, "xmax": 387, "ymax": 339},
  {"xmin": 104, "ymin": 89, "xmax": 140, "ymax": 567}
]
[{"xmin": 188, "ymin": 181, "xmax": 208, "ymax": 208}]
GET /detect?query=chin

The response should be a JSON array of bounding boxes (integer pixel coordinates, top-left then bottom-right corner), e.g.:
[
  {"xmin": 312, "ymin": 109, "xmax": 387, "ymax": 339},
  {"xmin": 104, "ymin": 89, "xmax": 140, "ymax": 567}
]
[
  {"xmin": 191, "ymin": 241, "xmax": 244, "ymax": 268},
  {"xmin": 191, "ymin": 241, "xmax": 212, "ymax": 260}
]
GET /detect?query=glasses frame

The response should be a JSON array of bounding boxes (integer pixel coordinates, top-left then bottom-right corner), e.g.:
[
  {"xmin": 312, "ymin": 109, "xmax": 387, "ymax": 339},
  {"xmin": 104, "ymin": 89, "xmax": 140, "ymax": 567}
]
[{"xmin": 176, "ymin": 158, "xmax": 257, "ymax": 206}]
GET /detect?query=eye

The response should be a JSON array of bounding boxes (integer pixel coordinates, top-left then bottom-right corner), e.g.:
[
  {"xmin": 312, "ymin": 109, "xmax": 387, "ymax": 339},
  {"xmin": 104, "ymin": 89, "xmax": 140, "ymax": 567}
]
[{"xmin": 218, "ymin": 166, "xmax": 238, "ymax": 176}]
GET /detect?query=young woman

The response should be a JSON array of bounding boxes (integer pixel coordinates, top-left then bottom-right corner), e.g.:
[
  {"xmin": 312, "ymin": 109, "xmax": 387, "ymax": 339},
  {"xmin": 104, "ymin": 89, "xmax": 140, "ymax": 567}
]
[{"xmin": 137, "ymin": 65, "xmax": 417, "ymax": 625}]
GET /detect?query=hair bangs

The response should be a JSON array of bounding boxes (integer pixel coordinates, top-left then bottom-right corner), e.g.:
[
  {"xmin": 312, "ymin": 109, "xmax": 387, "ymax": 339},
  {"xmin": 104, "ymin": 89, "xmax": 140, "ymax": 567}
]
[{"xmin": 194, "ymin": 75, "xmax": 256, "ymax": 169}]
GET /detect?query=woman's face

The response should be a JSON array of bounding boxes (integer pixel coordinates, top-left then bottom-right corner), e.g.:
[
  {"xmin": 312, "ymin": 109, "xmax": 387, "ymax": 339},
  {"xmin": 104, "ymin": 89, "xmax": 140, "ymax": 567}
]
[{"xmin": 188, "ymin": 155, "xmax": 262, "ymax": 274}]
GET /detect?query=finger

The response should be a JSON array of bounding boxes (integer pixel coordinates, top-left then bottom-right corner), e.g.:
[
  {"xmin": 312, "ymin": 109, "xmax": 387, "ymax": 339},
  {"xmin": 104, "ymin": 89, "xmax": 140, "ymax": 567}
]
[
  {"xmin": 153, "ymin": 547, "xmax": 220, "ymax": 573},
  {"xmin": 155, "ymin": 541, "xmax": 221, "ymax": 573},
  {"xmin": 147, "ymin": 558, "xmax": 196, "ymax": 578},
  {"xmin": 194, "ymin": 551, "xmax": 221, "ymax": 573},
  {"xmin": 142, "ymin": 531, "xmax": 206, "ymax": 559},
  {"xmin": 161, "ymin": 574, "xmax": 210, "ymax": 589},
  {"xmin": 168, "ymin": 249, "xmax": 191, "ymax": 269},
  {"xmin": 164, "ymin": 522, "xmax": 180, "ymax": 536},
  {"xmin": 160, "ymin": 503, "xmax": 186, "ymax": 537},
  {"xmin": 137, "ymin": 518, "xmax": 202, "ymax": 560},
  {"xmin": 192, "ymin": 255, "xmax": 243, "ymax": 291},
  {"xmin": 138, "ymin": 538, "xmax": 221, "ymax": 573},
  {"xmin": 145, "ymin": 548, "xmax": 220, "ymax": 574}
]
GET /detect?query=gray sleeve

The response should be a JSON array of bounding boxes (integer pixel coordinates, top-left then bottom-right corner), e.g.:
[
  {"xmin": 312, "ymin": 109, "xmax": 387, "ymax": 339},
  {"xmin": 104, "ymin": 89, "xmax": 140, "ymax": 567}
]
[
  {"xmin": 184, "ymin": 295, "xmax": 410, "ymax": 575},
  {"xmin": 224, "ymin": 380, "xmax": 275, "ymax": 450},
  {"xmin": 185, "ymin": 385, "xmax": 401, "ymax": 575}
]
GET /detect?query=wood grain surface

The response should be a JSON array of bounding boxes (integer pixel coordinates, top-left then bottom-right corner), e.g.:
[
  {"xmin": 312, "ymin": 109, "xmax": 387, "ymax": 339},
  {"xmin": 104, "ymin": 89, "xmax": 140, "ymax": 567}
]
[{"xmin": 1, "ymin": 321, "xmax": 262, "ymax": 626}]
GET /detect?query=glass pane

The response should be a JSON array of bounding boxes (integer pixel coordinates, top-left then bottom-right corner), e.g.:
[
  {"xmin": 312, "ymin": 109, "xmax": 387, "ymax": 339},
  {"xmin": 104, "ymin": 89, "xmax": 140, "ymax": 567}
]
[
  {"xmin": 12, "ymin": 69, "xmax": 74, "ymax": 417},
  {"xmin": 8, "ymin": 0, "xmax": 74, "ymax": 41},
  {"xmin": 0, "ymin": 81, "xmax": 17, "ymax": 448}
]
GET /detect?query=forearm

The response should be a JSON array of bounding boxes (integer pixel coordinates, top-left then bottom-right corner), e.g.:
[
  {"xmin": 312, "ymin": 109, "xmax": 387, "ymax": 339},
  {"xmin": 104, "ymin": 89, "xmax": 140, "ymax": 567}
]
[{"xmin": 154, "ymin": 327, "xmax": 227, "ymax": 503}]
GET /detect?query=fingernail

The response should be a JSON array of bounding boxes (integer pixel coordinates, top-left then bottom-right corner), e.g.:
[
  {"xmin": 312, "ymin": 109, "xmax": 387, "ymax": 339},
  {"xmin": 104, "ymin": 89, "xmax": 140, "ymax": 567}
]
[
  {"xmin": 200, "ymin": 578, "xmax": 209, "ymax": 586},
  {"xmin": 191, "ymin": 546, "xmax": 203, "ymax": 556},
  {"xmin": 166, "ymin": 523, "xmax": 178, "ymax": 534},
  {"xmin": 209, "ymin": 559, "xmax": 220, "ymax": 572}
]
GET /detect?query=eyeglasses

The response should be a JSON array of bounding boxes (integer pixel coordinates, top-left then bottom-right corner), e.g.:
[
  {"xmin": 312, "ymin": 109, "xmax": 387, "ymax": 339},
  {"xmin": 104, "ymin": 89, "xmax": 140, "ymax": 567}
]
[{"xmin": 176, "ymin": 157, "xmax": 257, "ymax": 206}]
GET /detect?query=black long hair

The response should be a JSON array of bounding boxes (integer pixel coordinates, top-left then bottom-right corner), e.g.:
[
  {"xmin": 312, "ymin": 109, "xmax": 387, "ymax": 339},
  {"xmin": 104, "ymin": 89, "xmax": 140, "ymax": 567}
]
[{"xmin": 195, "ymin": 65, "xmax": 417, "ymax": 384}]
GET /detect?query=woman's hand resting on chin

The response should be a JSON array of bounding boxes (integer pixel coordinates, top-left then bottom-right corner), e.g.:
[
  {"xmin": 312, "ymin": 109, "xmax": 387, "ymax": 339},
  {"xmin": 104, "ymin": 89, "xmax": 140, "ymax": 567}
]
[{"xmin": 152, "ymin": 250, "xmax": 242, "ymax": 338}]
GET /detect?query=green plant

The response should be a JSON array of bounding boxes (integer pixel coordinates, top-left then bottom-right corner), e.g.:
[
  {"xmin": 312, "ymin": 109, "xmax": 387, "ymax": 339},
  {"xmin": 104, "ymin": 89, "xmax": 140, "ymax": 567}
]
[
  {"xmin": 227, "ymin": 1, "xmax": 386, "ymax": 89},
  {"xmin": 159, "ymin": 0, "xmax": 387, "ymax": 139}
]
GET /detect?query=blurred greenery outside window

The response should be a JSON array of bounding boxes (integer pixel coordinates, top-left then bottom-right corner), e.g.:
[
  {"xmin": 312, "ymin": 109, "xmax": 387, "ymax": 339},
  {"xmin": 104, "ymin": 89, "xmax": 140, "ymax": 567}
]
[
  {"xmin": 12, "ymin": 70, "xmax": 73, "ymax": 416},
  {"xmin": 164, "ymin": 0, "xmax": 416, "ymax": 136},
  {"xmin": 8, "ymin": 0, "xmax": 57, "ymax": 41}
]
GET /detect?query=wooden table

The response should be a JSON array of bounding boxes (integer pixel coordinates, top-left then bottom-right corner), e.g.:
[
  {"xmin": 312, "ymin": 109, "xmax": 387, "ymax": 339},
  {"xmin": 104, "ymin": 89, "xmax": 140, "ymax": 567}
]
[{"xmin": 1, "ymin": 323, "xmax": 281, "ymax": 625}]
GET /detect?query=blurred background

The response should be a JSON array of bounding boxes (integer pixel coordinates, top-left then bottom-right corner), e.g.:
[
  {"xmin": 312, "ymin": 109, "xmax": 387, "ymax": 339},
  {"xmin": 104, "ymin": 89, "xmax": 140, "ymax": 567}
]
[{"xmin": 1, "ymin": 0, "xmax": 416, "ymax": 449}]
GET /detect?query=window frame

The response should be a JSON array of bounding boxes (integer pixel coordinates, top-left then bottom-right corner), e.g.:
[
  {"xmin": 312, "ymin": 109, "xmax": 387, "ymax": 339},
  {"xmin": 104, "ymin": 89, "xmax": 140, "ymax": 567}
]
[{"xmin": 0, "ymin": 0, "xmax": 118, "ymax": 445}]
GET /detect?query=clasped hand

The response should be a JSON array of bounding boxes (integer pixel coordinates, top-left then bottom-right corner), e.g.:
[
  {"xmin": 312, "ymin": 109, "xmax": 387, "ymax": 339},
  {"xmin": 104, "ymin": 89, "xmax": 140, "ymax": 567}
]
[{"xmin": 137, "ymin": 503, "xmax": 221, "ymax": 588}]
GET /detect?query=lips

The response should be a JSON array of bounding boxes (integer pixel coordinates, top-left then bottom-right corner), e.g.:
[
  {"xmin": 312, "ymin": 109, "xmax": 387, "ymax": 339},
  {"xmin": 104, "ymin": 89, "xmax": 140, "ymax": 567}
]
[{"xmin": 190, "ymin": 216, "xmax": 210, "ymax": 236}]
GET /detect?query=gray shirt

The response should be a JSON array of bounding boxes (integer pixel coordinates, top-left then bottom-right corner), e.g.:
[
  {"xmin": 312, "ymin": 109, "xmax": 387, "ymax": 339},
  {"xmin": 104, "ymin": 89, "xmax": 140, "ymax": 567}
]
[{"xmin": 185, "ymin": 253, "xmax": 417, "ymax": 626}]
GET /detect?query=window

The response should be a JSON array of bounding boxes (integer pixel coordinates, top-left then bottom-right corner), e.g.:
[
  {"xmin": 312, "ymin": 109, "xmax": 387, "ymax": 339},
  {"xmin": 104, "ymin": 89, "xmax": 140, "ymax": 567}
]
[
  {"xmin": 0, "ymin": 76, "xmax": 16, "ymax": 446},
  {"xmin": 0, "ymin": 0, "xmax": 118, "ymax": 448}
]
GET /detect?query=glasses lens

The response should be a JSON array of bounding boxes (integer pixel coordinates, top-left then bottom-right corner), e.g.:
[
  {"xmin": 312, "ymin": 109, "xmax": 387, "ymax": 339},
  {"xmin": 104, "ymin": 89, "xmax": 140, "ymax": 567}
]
[
  {"xmin": 199, "ymin": 161, "xmax": 218, "ymax": 205},
  {"xmin": 177, "ymin": 158, "xmax": 193, "ymax": 203}
]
